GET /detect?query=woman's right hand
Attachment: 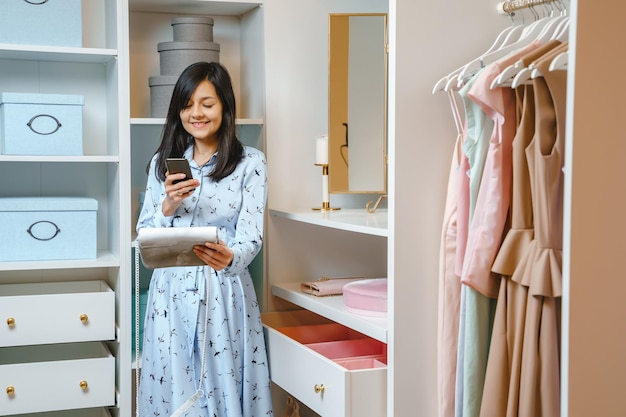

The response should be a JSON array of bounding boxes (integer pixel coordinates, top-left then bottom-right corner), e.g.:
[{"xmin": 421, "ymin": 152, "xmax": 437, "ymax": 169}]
[{"xmin": 162, "ymin": 171, "xmax": 200, "ymax": 216}]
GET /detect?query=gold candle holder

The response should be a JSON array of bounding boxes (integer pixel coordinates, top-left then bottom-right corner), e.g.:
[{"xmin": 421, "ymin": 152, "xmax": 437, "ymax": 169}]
[{"xmin": 313, "ymin": 164, "xmax": 340, "ymax": 211}]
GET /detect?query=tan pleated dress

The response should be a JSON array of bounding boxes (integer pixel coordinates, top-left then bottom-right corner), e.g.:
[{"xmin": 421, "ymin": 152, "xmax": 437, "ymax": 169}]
[
  {"xmin": 480, "ymin": 40, "xmax": 564, "ymax": 417},
  {"xmin": 512, "ymin": 43, "xmax": 567, "ymax": 417}
]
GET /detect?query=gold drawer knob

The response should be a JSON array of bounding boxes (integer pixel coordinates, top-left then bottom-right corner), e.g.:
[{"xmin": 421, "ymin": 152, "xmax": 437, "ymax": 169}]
[
  {"xmin": 80, "ymin": 380, "xmax": 88, "ymax": 390},
  {"xmin": 80, "ymin": 314, "xmax": 89, "ymax": 323},
  {"xmin": 6, "ymin": 386, "xmax": 15, "ymax": 396},
  {"xmin": 6, "ymin": 317, "xmax": 15, "ymax": 327},
  {"xmin": 314, "ymin": 384, "xmax": 325, "ymax": 394}
]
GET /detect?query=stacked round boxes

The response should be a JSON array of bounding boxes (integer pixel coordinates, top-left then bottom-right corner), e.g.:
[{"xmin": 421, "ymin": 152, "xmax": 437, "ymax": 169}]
[{"xmin": 149, "ymin": 17, "xmax": 220, "ymax": 118}]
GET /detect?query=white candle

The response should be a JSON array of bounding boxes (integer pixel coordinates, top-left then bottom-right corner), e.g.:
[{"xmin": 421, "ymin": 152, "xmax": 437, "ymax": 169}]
[{"xmin": 315, "ymin": 134, "xmax": 329, "ymax": 165}]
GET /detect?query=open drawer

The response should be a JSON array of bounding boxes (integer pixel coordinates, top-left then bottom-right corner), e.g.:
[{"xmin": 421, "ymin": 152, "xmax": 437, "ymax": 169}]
[
  {"xmin": 0, "ymin": 342, "xmax": 115, "ymax": 416},
  {"xmin": 262, "ymin": 310, "xmax": 387, "ymax": 417},
  {"xmin": 0, "ymin": 280, "xmax": 115, "ymax": 347}
]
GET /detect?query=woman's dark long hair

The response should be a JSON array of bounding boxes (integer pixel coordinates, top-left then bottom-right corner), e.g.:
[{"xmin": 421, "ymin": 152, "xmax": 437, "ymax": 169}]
[{"xmin": 147, "ymin": 61, "xmax": 244, "ymax": 182}]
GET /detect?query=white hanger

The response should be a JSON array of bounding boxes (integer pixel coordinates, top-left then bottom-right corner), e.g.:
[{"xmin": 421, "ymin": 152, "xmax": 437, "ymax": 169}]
[
  {"xmin": 553, "ymin": 17, "xmax": 569, "ymax": 42},
  {"xmin": 432, "ymin": 3, "xmax": 533, "ymax": 95},
  {"xmin": 510, "ymin": 63, "xmax": 537, "ymax": 88},
  {"xmin": 520, "ymin": 44, "xmax": 568, "ymax": 84},
  {"xmin": 490, "ymin": 59, "xmax": 526, "ymax": 89},
  {"xmin": 432, "ymin": 24, "xmax": 519, "ymax": 94},
  {"xmin": 494, "ymin": 12, "xmax": 569, "ymax": 89},
  {"xmin": 444, "ymin": 73, "xmax": 461, "ymax": 92},
  {"xmin": 456, "ymin": 10, "xmax": 558, "ymax": 86},
  {"xmin": 549, "ymin": 51, "xmax": 568, "ymax": 71}
]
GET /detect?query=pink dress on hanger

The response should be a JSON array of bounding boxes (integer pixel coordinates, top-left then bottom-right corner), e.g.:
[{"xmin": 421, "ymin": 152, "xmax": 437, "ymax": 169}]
[
  {"xmin": 438, "ymin": 126, "xmax": 463, "ymax": 417},
  {"xmin": 458, "ymin": 41, "xmax": 541, "ymax": 417},
  {"xmin": 461, "ymin": 41, "xmax": 543, "ymax": 298}
]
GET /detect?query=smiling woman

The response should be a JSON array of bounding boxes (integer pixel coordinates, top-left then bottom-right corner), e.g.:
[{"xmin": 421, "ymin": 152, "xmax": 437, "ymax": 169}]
[
  {"xmin": 136, "ymin": 61, "xmax": 273, "ymax": 417},
  {"xmin": 328, "ymin": 13, "xmax": 388, "ymax": 195}
]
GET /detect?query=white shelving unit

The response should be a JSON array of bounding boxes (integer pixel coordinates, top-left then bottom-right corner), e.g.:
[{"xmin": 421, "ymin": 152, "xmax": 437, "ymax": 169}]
[
  {"xmin": 0, "ymin": 45, "xmax": 117, "ymax": 63},
  {"xmin": 0, "ymin": 1, "xmax": 131, "ymax": 416},
  {"xmin": 270, "ymin": 208, "xmax": 388, "ymax": 237},
  {"xmin": 268, "ymin": 210, "xmax": 388, "ymax": 342}
]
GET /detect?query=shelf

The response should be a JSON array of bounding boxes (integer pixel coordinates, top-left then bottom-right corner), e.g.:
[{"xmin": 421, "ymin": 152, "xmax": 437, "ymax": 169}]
[
  {"xmin": 129, "ymin": 0, "xmax": 262, "ymax": 16},
  {"xmin": 0, "ymin": 155, "xmax": 120, "ymax": 163},
  {"xmin": 270, "ymin": 208, "xmax": 388, "ymax": 237},
  {"xmin": 131, "ymin": 117, "xmax": 264, "ymax": 126},
  {"xmin": 0, "ymin": 44, "xmax": 118, "ymax": 63},
  {"xmin": 272, "ymin": 282, "xmax": 387, "ymax": 343},
  {"xmin": 0, "ymin": 251, "xmax": 119, "ymax": 272}
]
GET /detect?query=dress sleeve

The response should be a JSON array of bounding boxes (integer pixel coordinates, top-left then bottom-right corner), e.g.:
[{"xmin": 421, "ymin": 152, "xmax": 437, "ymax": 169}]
[
  {"xmin": 225, "ymin": 150, "xmax": 267, "ymax": 275},
  {"xmin": 136, "ymin": 155, "xmax": 175, "ymax": 233}
]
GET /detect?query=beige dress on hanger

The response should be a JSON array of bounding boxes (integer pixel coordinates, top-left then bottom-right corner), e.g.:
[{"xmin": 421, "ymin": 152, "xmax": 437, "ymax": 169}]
[
  {"xmin": 480, "ymin": 40, "xmax": 564, "ymax": 417},
  {"xmin": 513, "ymin": 43, "xmax": 568, "ymax": 417}
]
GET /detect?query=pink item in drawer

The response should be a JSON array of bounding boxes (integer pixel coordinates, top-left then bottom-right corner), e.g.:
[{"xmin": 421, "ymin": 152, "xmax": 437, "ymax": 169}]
[
  {"xmin": 277, "ymin": 323, "xmax": 365, "ymax": 344},
  {"xmin": 335, "ymin": 356, "xmax": 388, "ymax": 370},
  {"xmin": 306, "ymin": 338, "xmax": 386, "ymax": 360},
  {"xmin": 343, "ymin": 278, "xmax": 388, "ymax": 317}
]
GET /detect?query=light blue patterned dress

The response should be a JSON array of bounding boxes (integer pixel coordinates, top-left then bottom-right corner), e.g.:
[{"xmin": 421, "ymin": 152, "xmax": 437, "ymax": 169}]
[{"xmin": 136, "ymin": 144, "xmax": 273, "ymax": 417}]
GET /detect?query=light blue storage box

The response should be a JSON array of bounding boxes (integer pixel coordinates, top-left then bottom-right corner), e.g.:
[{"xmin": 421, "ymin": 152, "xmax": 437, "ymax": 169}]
[
  {"xmin": 0, "ymin": 93, "xmax": 84, "ymax": 156},
  {"xmin": 0, "ymin": 0, "xmax": 82, "ymax": 47},
  {"xmin": 0, "ymin": 197, "xmax": 98, "ymax": 262}
]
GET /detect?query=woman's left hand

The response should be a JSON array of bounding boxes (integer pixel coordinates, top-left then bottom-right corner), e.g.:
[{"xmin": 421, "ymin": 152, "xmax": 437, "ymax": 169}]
[{"xmin": 193, "ymin": 239, "xmax": 233, "ymax": 271}]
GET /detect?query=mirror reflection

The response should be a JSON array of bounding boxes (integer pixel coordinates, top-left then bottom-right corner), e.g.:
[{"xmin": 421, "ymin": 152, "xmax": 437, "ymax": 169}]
[{"xmin": 328, "ymin": 13, "xmax": 388, "ymax": 194}]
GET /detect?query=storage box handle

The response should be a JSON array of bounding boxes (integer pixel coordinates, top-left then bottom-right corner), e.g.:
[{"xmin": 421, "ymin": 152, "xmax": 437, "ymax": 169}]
[
  {"xmin": 24, "ymin": 0, "xmax": 49, "ymax": 5},
  {"xmin": 26, "ymin": 114, "xmax": 62, "ymax": 135},
  {"xmin": 27, "ymin": 220, "xmax": 61, "ymax": 241}
]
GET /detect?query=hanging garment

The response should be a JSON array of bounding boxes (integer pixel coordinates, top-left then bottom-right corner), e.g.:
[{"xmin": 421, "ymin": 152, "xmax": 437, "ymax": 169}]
[
  {"xmin": 462, "ymin": 40, "xmax": 541, "ymax": 298},
  {"xmin": 512, "ymin": 43, "xmax": 568, "ymax": 417},
  {"xmin": 480, "ymin": 40, "xmax": 563, "ymax": 417},
  {"xmin": 454, "ymin": 69, "xmax": 491, "ymax": 417},
  {"xmin": 456, "ymin": 41, "xmax": 542, "ymax": 417},
  {"xmin": 438, "ymin": 118, "xmax": 464, "ymax": 417},
  {"xmin": 479, "ymin": 85, "xmax": 535, "ymax": 417},
  {"xmin": 491, "ymin": 40, "xmax": 562, "ymax": 277}
]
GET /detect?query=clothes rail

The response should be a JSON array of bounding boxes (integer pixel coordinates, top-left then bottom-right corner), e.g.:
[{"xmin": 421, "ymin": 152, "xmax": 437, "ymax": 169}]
[{"xmin": 497, "ymin": 0, "xmax": 561, "ymax": 15}]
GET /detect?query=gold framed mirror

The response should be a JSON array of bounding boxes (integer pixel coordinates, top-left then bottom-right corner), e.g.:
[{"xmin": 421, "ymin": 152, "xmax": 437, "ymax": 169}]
[{"xmin": 328, "ymin": 13, "xmax": 388, "ymax": 195}]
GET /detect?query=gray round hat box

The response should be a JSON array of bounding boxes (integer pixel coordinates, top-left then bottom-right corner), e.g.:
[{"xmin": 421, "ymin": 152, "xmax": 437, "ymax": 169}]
[
  {"xmin": 149, "ymin": 16, "xmax": 220, "ymax": 118},
  {"xmin": 149, "ymin": 75, "xmax": 178, "ymax": 119},
  {"xmin": 171, "ymin": 16, "xmax": 214, "ymax": 42},
  {"xmin": 157, "ymin": 41, "xmax": 221, "ymax": 76}
]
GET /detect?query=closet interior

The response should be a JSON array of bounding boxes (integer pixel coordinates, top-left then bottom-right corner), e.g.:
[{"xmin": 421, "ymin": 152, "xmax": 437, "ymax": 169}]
[
  {"xmin": 0, "ymin": 0, "xmax": 624, "ymax": 416},
  {"xmin": 434, "ymin": 1, "xmax": 568, "ymax": 417}
]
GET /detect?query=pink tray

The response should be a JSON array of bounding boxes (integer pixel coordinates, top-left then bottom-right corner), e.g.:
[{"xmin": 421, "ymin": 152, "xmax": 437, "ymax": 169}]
[
  {"xmin": 335, "ymin": 356, "xmax": 388, "ymax": 370},
  {"xmin": 306, "ymin": 338, "xmax": 386, "ymax": 360},
  {"xmin": 277, "ymin": 323, "xmax": 365, "ymax": 344}
]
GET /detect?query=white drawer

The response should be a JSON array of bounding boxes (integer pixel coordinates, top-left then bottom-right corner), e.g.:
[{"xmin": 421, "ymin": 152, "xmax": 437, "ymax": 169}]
[
  {"xmin": 0, "ymin": 281, "xmax": 115, "ymax": 347},
  {"xmin": 263, "ymin": 310, "xmax": 387, "ymax": 417},
  {"xmin": 15, "ymin": 407, "xmax": 111, "ymax": 417},
  {"xmin": 0, "ymin": 342, "xmax": 115, "ymax": 416}
]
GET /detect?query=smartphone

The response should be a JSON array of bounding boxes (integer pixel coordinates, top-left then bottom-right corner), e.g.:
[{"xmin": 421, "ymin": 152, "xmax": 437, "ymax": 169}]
[{"xmin": 166, "ymin": 158, "xmax": 193, "ymax": 184}]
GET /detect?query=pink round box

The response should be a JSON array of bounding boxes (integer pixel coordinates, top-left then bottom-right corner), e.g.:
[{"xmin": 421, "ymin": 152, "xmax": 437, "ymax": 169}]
[{"xmin": 343, "ymin": 278, "xmax": 388, "ymax": 317}]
